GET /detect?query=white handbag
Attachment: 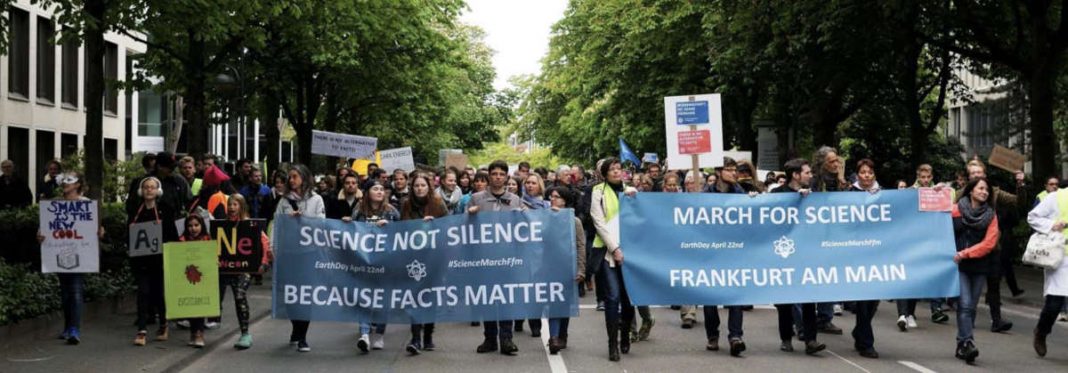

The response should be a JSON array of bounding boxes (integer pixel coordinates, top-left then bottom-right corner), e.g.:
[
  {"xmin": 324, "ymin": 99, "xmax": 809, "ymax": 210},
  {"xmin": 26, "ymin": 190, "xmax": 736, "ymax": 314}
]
[{"xmin": 1023, "ymin": 231, "xmax": 1066, "ymax": 270}]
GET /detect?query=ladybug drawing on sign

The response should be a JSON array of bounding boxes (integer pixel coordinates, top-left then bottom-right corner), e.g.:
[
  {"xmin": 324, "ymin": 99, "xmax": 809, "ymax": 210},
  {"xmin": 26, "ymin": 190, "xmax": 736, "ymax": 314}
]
[{"xmin": 185, "ymin": 265, "xmax": 203, "ymax": 285}]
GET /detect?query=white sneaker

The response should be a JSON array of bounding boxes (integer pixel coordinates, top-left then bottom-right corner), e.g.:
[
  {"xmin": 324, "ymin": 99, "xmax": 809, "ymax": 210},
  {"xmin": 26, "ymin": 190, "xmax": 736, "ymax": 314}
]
[
  {"xmin": 175, "ymin": 320, "xmax": 191, "ymax": 329},
  {"xmin": 896, "ymin": 315, "xmax": 908, "ymax": 331},
  {"xmin": 1058, "ymin": 312, "xmax": 1068, "ymax": 322},
  {"xmin": 833, "ymin": 304, "xmax": 843, "ymax": 316},
  {"xmin": 205, "ymin": 321, "xmax": 220, "ymax": 330},
  {"xmin": 906, "ymin": 315, "xmax": 918, "ymax": 328},
  {"xmin": 371, "ymin": 334, "xmax": 384, "ymax": 350},
  {"xmin": 357, "ymin": 334, "xmax": 370, "ymax": 352}
]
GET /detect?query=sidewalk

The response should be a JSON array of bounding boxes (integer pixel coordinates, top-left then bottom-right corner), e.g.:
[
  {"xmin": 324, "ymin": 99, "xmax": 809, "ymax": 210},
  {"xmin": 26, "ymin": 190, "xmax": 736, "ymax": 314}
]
[
  {"xmin": 1, "ymin": 276, "xmax": 273, "ymax": 373},
  {"xmin": 1000, "ymin": 263, "xmax": 1052, "ymax": 309}
]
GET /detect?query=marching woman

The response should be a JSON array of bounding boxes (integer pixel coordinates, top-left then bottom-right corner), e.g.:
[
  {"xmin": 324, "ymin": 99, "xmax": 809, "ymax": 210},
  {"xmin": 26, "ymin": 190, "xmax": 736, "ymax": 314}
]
[
  {"xmin": 400, "ymin": 174, "xmax": 450, "ymax": 355},
  {"xmin": 352, "ymin": 179, "xmax": 401, "ymax": 353},
  {"xmin": 178, "ymin": 214, "xmax": 212, "ymax": 348},
  {"xmin": 273, "ymin": 164, "xmax": 326, "ymax": 352},
  {"xmin": 516, "ymin": 173, "xmax": 550, "ymax": 336},
  {"xmin": 590, "ymin": 157, "xmax": 637, "ymax": 361},
  {"xmin": 222, "ymin": 194, "xmax": 272, "ymax": 350},
  {"xmin": 848, "ymin": 159, "xmax": 882, "ymax": 359},
  {"xmin": 951, "ymin": 177, "xmax": 1000, "ymax": 363},
  {"xmin": 546, "ymin": 186, "xmax": 586, "ymax": 354},
  {"xmin": 1027, "ymin": 185, "xmax": 1068, "ymax": 358},
  {"xmin": 437, "ymin": 168, "xmax": 464, "ymax": 214},
  {"xmin": 129, "ymin": 176, "xmax": 179, "ymax": 346},
  {"xmin": 36, "ymin": 171, "xmax": 105, "ymax": 345}
]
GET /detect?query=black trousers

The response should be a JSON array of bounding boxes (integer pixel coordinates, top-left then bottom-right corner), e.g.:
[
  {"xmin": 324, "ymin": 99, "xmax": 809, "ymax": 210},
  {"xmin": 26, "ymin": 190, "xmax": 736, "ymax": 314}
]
[
  {"xmin": 1037, "ymin": 295, "xmax": 1066, "ymax": 336},
  {"xmin": 850, "ymin": 301, "xmax": 879, "ymax": 351},
  {"xmin": 777, "ymin": 303, "xmax": 817, "ymax": 342}
]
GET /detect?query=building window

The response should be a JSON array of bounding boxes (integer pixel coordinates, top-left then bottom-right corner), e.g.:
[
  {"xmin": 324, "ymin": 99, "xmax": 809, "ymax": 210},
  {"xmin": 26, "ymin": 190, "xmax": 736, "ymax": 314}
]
[
  {"xmin": 138, "ymin": 89, "xmax": 166, "ymax": 137},
  {"xmin": 36, "ymin": 17, "xmax": 56, "ymax": 103},
  {"xmin": 7, "ymin": 8, "xmax": 30, "ymax": 98},
  {"xmin": 965, "ymin": 100, "xmax": 1007, "ymax": 155},
  {"xmin": 61, "ymin": 133, "xmax": 79, "ymax": 156},
  {"xmin": 104, "ymin": 42, "xmax": 118, "ymax": 114},
  {"xmin": 104, "ymin": 138, "xmax": 118, "ymax": 162},
  {"xmin": 36, "ymin": 130, "xmax": 55, "ymax": 182},
  {"xmin": 61, "ymin": 36, "xmax": 79, "ymax": 107},
  {"xmin": 7, "ymin": 127, "xmax": 30, "ymax": 182}
]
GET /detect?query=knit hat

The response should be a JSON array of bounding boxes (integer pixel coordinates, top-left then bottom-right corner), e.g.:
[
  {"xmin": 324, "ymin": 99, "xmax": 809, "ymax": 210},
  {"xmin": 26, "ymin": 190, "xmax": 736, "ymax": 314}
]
[{"xmin": 202, "ymin": 165, "xmax": 231, "ymax": 188}]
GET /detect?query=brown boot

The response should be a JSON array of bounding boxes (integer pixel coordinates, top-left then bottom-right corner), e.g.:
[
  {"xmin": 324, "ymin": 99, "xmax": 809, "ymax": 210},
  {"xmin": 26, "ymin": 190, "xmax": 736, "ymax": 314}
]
[
  {"xmin": 1034, "ymin": 329, "xmax": 1047, "ymax": 357},
  {"xmin": 548, "ymin": 337, "xmax": 562, "ymax": 354},
  {"xmin": 156, "ymin": 326, "xmax": 169, "ymax": 341}
]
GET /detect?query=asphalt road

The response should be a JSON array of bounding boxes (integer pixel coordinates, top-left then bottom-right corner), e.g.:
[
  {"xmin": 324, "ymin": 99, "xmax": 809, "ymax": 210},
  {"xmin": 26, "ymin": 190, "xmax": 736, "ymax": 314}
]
[{"xmin": 179, "ymin": 298, "xmax": 1068, "ymax": 373}]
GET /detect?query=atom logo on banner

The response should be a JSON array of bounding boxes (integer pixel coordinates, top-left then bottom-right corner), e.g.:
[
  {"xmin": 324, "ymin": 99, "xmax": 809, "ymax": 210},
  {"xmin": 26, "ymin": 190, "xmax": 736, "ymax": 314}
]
[
  {"xmin": 406, "ymin": 260, "xmax": 428, "ymax": 281},
  {"xmin": 773, "ymin": 236, "xmax": 796, "ymax": 259}
]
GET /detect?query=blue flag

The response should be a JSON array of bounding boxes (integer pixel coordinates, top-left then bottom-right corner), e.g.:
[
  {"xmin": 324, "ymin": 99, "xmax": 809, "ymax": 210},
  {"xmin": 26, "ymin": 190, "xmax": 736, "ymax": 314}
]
[
  {"xmin": 620, "ymin": 190, "xmax": 959, "ymax": 306},
  {"xmin": 619, "ymin": 138, "xmax": 642, "ymax": 166}
]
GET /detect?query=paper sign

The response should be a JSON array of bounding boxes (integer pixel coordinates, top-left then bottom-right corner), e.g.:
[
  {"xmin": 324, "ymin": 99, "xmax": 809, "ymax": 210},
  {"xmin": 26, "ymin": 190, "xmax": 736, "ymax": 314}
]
[
  {"xmin": 445, "ymin": 153, "xmax": 469, "ymax": 171},
  {"xmin": 39, "ymin": 200, "xmax": 100, "ymax": 273},
  {"xmin": 212, "ymin": 219, "xmax": 266, "ymax": 273},
  {"xmin": 664, "ymin": 94, "xmax": 724, "ymax": 170},
  {"xmin": 164, "ymin": 241, "xmax": 221, "ymax": 319},
  {"xmin": 642, "ymin": 153, "xmax": 659, "ymax": 163},
  {"xmin": 677, "ymin": 130, "xmax": 712, "ymax": 154},
  {"xmin": 380, "ymin": 147, "xmax": 416, "ymax": 173},
  {"xmin": 129, "ymin": 221, "xmax": 163, "ymax": 257},
  {"xmin": 310, "ymin": 130, "xmax": 377, "ymax": 159},
  {"xmin": 918, "ymin": 188, "xmax": 953, "ymax": 212},
  {"xmin": 988, "ymin": 145, "xmax": 1026, "ymax": 173}
]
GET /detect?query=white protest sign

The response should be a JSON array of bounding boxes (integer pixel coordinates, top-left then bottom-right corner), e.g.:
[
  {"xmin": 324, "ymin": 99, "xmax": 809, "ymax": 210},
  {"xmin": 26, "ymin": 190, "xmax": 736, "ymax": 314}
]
[
  {"xmin": 310, "ymin": 130, "xmax": 377, "ymax": 159},
  {"xmin": 129, "ymin": 221, "xmax": 163, "ymax": 257},
  {"xmin": 379, "ymin": 147, "xmax": 416, "ymax": 173},
  {"xmin": 39, "ymin": 200, "xmax": 100, "ymax": 273},
  {"xmin": 664, "ymin": 94, "xmax": 724, "ymax": 170}
]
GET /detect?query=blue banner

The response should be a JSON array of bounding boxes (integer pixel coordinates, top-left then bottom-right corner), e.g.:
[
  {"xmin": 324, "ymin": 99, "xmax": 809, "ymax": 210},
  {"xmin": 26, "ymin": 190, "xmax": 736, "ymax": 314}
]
[
  {"xmin": 272, "ymin": 210, "xmax": 579, "ymax": 324},
  {"xmin": 621, "ymin": 190, "xmax": 959, "ymax": 306}
]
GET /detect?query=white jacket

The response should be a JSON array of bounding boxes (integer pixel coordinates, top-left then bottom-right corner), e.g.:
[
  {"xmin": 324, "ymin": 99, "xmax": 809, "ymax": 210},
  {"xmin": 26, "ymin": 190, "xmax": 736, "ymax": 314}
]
[{"xmin": 1026, "ymin": 190, "xmax": 1068, "ymax": 297}]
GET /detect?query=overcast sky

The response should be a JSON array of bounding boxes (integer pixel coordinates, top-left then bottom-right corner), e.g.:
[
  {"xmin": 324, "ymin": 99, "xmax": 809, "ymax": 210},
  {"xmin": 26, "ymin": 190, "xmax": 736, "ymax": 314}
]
[{"xmin": 461, "ymin": 0, "xmax": 569, "ymax": 90}]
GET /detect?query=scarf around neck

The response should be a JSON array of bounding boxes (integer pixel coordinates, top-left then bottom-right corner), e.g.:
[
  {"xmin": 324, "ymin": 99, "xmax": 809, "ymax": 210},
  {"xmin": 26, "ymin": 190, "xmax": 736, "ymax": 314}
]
[{"xmin": 957, "ymin": 195, "xmax": 994, "ymax": 229}]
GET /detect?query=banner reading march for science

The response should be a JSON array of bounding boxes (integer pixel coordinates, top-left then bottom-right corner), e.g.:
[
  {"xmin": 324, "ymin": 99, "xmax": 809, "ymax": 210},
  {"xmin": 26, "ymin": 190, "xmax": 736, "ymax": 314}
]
[
  {"xmin": 272, "ymin": 210, "xmax": 578, "ymax": 324},
  {"xmin": 621, "ymin": 190, "xmax": 960, "ymax": 306}
]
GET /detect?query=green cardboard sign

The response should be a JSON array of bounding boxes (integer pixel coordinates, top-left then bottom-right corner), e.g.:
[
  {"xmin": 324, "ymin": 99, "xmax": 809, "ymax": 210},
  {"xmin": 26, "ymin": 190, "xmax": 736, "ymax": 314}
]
[{"xmin": 164, "ymin": 241, "xmax": 221, "ymax": 319}]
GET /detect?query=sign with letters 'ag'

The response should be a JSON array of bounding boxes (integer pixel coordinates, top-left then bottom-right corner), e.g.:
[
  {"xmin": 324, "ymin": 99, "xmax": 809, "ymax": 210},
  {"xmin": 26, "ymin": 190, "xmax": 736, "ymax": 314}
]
[
  {"xmin": 211, "ymin": 219, "xmax": 266, "ymax": 273},
  {"xmin": 272, "ymin": 210, "xmax": 578, "ymax": 324},
  {"xmin": 129, "ymin": 221, "xmax": 163, "ymax": 257},
  {"xmin": 164, "ymin": 241, "xmax": 221, "ymax": 319},
  {"xmin": 39, "ymin": 200, "xmax": 99, "ymax": 273},
  {"xmin": 620, "ymin": 190, "xmax": 959, "ymax": 306},
  {"xmin": 664, "ymin": 94, "xmax": 724, "ymax": 170}
]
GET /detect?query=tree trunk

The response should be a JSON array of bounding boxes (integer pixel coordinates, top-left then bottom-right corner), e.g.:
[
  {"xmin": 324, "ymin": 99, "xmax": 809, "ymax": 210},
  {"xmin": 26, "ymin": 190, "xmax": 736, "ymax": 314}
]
[
  {"xmin": 1029, "ymin": 65, "xmax": 1057, "ymax": 179},
  {"xmin": 262, "ymin": 91, "xmax": 280, "ymax": 171},
  {"xmin": 184, "ymin": 33, "xmax": 209, "ymax": 157},
  {"xmin": 83, "ymin": 0, "xmax": 106, "ymax": 200}
]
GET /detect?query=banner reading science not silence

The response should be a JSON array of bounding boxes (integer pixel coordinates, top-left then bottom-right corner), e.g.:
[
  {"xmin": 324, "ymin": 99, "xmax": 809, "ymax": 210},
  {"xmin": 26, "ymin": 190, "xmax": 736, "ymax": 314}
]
[
  {"xmin": 272, "ymin": 210, "xmax": 578, "ymax": 324},
  {"xmin": 620, "ymin": 190, "xmax": 960, "ymax": 306}
]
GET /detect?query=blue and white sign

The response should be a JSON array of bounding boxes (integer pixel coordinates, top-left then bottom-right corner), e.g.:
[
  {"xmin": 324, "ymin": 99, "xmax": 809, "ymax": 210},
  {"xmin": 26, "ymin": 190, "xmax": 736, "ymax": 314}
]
[
  {"xmin": 642, "ymin": 153, "xmax": 659, "ymax": 163},
  {"xmin": 675, "ymin": 100, "xmax": 710, "ymax": 125},
  {"xmin": 272, "ymin": 210, "xmax": 579, "ymax": 324},
  {"xmin": 620, "ymin": 190, "xmax": 959, "ymax": 306}
]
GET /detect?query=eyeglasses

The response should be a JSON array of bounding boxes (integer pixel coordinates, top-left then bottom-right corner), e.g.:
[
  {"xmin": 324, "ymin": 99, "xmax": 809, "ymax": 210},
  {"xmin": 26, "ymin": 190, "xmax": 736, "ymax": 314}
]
[
  {"xmin": 550, "ymin": 194, "xmax": 562, "ymax": 199},
  {"xmin": 56, "ymin": 173, "xmax": 79, "ymax": 185}
]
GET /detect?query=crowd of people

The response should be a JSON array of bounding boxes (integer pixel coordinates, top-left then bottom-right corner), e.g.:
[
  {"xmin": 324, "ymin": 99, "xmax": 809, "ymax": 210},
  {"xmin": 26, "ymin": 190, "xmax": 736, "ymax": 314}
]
[{"xmin": 4, "ymin": 144, "xmax": 1068, "ymax": 365}]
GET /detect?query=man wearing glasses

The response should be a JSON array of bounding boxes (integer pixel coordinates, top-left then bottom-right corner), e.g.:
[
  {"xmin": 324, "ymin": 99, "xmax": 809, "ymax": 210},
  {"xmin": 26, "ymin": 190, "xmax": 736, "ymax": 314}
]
[{"xmin": 468, "ymin": 160, "xmax": 526, "ymax": 356}]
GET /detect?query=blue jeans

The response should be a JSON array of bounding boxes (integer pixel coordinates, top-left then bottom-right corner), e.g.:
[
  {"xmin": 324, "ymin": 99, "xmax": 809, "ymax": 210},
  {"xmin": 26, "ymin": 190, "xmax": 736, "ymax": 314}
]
[
  {"xmin": 59, "ymin": 274, "xmax": 84, "ymax": 330},
  {"xmin": 957, "ymin": 271, "xmax": 986, "ymax": 343},
  {"xmin": 359, "ymin": 323, "xmax": 385, "ymax": 335},
  {"xmin": 703, "ymin": 305, "xmax": 743, "ymax": 339},
  {"xmin": 549, "ymin": 318, "xmax": 570, "ymax": 338},
  {"xmin": 595, "ymin": 260, "xmax": 634, "ymax": 333},
  {"xmin": 816, "ymin": 302, "xmax": 835, "ymax": 325}
]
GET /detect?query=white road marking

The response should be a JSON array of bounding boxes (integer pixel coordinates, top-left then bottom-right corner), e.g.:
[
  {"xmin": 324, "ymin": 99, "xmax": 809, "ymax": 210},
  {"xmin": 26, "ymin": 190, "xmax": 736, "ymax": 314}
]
[
  {"xmin": 825, "ymin": 349, "xmax": 872, "ymax": 373},
  {"xmin": 539, "ymin": 317, "xmax": 569, "ymax": 373},
  {"xmin": 898, "ymin": 360, "xmax": 938, "ymax": 373}
]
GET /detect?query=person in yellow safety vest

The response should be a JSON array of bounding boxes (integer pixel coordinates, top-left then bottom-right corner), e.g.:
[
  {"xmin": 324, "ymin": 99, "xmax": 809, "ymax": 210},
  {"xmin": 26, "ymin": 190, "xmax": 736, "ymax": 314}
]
[
  {"xmin": 589, "ymin": 157, "xmax": 638, "ymax": 362},
  {"xmin": 1026, "ymin": 186, "xmax": 1068, "ymax": 357},
  {"xmin": 1035, "ymin": 176, "xmax": 1060, "ymax": 207}
]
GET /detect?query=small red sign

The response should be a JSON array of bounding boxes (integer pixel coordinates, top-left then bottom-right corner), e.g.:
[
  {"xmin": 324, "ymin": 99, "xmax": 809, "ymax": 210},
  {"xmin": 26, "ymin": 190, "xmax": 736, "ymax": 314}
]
[
  {"xmin": 678, "ymin": 130, "xmax": 712, "ymax": 154},
  {"xmin": 918, "ymin": 188, "xmax": 952, "ymax": 212}
]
